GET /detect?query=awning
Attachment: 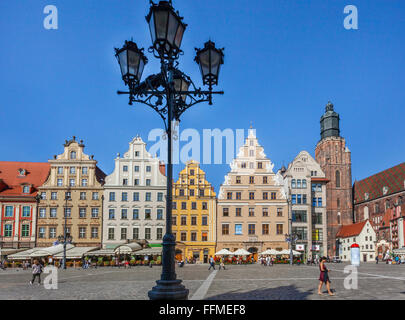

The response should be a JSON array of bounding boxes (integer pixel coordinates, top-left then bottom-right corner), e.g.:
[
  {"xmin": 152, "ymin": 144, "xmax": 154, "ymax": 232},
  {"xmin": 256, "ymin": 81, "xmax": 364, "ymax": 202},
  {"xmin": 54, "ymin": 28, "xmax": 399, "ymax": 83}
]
[
  {"xmin": 134, "ymin": 247, "xmax": 162, "ymax": 256},
  {"xmin": 53, "ymin": 247, "xmax": 98, "ymax": 259},
  {"xmin": 30, "ymin": 244, "xmax": 74, "ymax": 257},
  {"xmin": 114, "ymin": 242, "xmax": 142, "ymax": 254},
  {"xmin": 84, "ymin": 249, "xmax": 115, "ymax": 257},
  {"xmin": 0, "ymin": 248, "xmax": 26, "ymax": 256},
  {"xmin": 259, "ymin": 249, "xmax": 278, "ymax": 256},
  {"xmin": 8, "ymin": 248, "xmax": 40, "ymax": 260},
  {"xmin": 393, "ymin": 247, "xmax": 405, "ymax": 255},
  {"xmin": 215, "ymin": 249, "xmax": 234, "ymax": 256},
  {"xmin": 233, "ymin": 248, "xmax": 251, "ymax": 256}
]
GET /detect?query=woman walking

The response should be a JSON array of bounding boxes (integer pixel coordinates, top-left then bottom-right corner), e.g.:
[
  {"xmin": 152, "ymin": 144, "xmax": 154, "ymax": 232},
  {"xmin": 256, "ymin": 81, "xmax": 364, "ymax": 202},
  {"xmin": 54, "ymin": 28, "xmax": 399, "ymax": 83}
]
[
  {"xmin": 318, "ymin": 256, "xmax": 334, "ymax": 296},
  {"xmin": 30, "ymin": 260, "xmax": 42, "ymax": 285}
]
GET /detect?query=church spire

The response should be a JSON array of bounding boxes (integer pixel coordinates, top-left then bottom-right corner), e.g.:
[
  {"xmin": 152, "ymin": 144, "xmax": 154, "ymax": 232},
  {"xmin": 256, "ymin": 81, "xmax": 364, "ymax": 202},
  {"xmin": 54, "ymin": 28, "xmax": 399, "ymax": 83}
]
[{"xmin": 320, "ymin": 101, "xmax": 340, "ymax": 140}]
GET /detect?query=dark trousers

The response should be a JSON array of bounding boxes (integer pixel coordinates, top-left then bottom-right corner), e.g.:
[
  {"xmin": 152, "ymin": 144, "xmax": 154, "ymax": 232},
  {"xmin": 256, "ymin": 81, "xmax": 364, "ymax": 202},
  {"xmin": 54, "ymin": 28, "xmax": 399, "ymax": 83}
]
[
  {"xmin": 31, "ymin": 273, "xmax": 41, "ymax": 283},
  {"xmin": 208, "ymin": 263, "xmax": 215, "ymax": 270}
]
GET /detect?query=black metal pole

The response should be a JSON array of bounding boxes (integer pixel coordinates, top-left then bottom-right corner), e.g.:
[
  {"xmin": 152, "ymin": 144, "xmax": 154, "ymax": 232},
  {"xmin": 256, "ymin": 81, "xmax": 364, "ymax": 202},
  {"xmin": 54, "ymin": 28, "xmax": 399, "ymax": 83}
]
[
  {"xmin": 148, "ymin": 63, "xmax": 189, "ymax": 300},
  {"xmin": 63, "ymin": 191, "xmax": 67, "ymax": 270}
]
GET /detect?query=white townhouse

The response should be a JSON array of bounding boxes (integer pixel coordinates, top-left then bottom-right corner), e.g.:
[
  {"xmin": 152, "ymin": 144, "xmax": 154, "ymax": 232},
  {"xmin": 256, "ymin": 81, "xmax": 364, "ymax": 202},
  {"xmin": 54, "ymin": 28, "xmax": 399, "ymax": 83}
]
[{"xmin": 102, "ymin": 136, "xmax": 167, "ymax": 249}]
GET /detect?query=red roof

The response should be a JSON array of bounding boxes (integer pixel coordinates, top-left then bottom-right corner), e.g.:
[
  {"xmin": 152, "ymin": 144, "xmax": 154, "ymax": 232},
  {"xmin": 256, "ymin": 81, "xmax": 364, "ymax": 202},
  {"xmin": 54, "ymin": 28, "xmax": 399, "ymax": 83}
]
[
  {"xmin": 0, "ymin": 161, "xmax": 50, "ymax": 198},
  {"xmin": 336, "ymin": 220, "xmax": 368, "ymax": 238},
  {"xmin": 354, "ymin": 162, "xmax": 405, "ymax": 204}
]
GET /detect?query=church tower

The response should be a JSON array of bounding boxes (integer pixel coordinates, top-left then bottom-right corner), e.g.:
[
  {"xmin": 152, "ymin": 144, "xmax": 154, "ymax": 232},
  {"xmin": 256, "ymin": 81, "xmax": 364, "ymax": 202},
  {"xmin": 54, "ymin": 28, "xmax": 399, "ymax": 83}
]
[{"xmin": 315, "ymin": 102, "xmax": 353, "ymax": 257}]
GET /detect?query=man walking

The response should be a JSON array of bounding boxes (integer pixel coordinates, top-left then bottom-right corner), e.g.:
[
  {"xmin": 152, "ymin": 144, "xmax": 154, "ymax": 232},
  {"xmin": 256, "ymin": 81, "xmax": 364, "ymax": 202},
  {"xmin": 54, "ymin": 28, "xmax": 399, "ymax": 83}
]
[
  {"xmin": 208, "ymin": 256, "xmax": 215, "ymax": 270},
  {"xmin": 29, "ymin": 260, "xmax": 42, "ymax": 285}
]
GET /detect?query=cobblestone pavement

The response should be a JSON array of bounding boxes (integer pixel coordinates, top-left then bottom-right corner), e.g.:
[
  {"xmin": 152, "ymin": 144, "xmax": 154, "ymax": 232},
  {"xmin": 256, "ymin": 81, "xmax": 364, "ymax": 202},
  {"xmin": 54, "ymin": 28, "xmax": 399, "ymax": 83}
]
[{"xmin": 0, "ymin": 263, "xmax": 404, "ymax": 300}]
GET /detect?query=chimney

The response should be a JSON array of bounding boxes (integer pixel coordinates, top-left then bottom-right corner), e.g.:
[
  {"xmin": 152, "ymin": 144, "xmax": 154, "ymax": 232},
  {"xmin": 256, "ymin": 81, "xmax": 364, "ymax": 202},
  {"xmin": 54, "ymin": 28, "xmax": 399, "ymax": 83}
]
[{"xmin": 159, "ymin": 162, "xmax": 166, "ymax": 176}]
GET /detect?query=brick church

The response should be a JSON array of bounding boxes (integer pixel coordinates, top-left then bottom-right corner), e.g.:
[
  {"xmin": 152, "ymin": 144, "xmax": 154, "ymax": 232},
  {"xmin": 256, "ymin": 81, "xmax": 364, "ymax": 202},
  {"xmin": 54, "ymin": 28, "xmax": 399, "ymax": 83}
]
[{"xmin": 315, "ymin": 102, "xmax": 354, "ymax": 256}]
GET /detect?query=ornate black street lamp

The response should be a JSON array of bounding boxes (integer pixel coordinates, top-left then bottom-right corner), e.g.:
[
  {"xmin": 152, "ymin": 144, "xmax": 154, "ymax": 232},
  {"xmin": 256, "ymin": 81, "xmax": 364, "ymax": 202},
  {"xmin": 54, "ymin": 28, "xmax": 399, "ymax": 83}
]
[
  {"xmin": 59, "ymin": 188, "xmax": 72, "ymax": 269},
  {"xmin": 114, "ymin": 0, "xmax": 224, "ymax": 300}
]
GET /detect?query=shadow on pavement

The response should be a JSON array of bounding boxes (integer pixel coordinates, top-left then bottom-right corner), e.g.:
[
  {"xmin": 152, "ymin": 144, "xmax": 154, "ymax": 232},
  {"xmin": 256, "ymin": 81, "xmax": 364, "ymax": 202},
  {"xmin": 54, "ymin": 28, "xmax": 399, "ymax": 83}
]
[{"xmin": 206, "ymin": 285, "xmax": 313, "ymax": 300}]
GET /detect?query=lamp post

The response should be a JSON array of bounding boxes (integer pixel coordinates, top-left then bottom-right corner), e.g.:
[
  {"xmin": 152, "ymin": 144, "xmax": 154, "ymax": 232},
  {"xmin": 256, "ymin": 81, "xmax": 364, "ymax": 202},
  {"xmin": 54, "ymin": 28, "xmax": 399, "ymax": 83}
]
[
  {"xmin": 114, "ymin": 0, "xmax": 224, "ymax": 300},
  {"xmin": 59, "ymin": 187, "xmax": 72, "ymax": 269},
  {"xmin": 285, "ymin": 188, "xmax": 299, "ymax": 265}
]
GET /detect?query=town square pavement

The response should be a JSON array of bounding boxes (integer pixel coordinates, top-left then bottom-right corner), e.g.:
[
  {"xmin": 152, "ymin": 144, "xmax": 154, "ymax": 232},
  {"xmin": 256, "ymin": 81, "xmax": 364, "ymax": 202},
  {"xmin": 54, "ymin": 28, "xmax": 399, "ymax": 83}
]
[{"xmin": 0, "ymin": 262, "xmax": 404, "ymax": 300}]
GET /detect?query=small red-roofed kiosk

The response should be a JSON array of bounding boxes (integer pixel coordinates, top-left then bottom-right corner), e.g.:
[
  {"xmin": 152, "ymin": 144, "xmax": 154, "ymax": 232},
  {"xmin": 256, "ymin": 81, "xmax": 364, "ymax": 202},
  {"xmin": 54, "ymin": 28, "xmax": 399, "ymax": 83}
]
[{"xmin": 351, "ymin": 243, "xmax": 360, "ymax": 266}]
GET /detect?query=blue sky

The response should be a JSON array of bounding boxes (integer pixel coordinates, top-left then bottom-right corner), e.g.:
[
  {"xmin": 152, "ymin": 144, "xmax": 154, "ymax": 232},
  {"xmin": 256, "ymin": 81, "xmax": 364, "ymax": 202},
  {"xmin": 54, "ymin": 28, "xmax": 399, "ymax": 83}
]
[{"xmin": 0, "ymin": 0, "xmax": 404, "ymax": 191}]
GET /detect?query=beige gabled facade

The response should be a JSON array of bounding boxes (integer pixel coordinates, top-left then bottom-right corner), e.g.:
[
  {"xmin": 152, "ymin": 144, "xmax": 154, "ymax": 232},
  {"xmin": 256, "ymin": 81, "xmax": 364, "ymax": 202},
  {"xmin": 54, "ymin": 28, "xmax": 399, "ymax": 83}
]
[
  {"xmin": 216, "ymin": 129, "xmax": 289, "ymax": 259},
  {"xmin": 37, "ymin": 137, "xmax": 106, "ymax": 247}
]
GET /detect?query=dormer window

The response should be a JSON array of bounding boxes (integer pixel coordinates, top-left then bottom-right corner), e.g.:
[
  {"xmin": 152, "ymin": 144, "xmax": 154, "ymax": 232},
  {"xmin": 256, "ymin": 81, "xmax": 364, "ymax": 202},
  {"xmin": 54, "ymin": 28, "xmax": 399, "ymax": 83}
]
[
  {"xmin": 18, "ymin": 168, "xmax": 26, "ymax": 176},
  {"xmin": 22, "ymin": 185, "xmax": 30, "ymax": 193},
  {"xmin": 70, "ymin": 151, "xmax": 77, "ymax": 159}
]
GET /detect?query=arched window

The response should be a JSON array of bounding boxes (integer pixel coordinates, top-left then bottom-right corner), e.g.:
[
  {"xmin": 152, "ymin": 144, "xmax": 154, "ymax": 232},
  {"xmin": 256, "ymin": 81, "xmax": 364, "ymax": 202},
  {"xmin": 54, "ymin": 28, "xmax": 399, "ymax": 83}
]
[
  {"xmin": 302, "ymin": 179, "xmax": 307, "ymax": 188},
  {"xmin": 335, "ymin": 170, "xmax": 341, "ymax": 188},
  {"xmin": 291, "ymin": 179, "xmax": 296, "ymax": 188},
  {"xmin": 337, "ymin": 212, "xmax": 341, "ymax": 224},
  {"xmin": 70, "ymin": 151, "xmax": 77, "ymax": 160}
]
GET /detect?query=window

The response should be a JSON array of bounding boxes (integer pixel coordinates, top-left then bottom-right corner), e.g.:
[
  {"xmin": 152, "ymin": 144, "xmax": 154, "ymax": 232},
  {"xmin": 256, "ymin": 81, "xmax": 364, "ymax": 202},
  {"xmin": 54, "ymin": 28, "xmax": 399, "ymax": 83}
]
[
  {"xmin": 79, "ymin": 208, "xmax": 86, "ymax": 218},
  {"xmin": 157, "ymin": 209, "xmax": 163, "ymax": 220},
  {"xmin": 248, "ymin": 224, "xmax": 256, "ymax": 235},
  {"xmin": 190, "ymin": 169, "xmax": 195, "ymax": 176},
  {"xmin": 22, "ymin": 206, "xmax": 30, "ymax": 217},
  {"xmin": 292, "ymin": 195, "xmax": 297, "ymax": 204},
  {"xmin": 21, "ymin": 224, "xmax": 30, "ymax": 237},
  {"xmin": 263, "ymin": 192, "xmax": 268, "ymax": 200},
  {"xmin": 123, "ymin": 165, "xmax": 128, "ymax": 172},
  {"xmin": 181, "ymin": 202, "xmax": 187, "ymax": 210},
  {"xmin": 292, "ymin": 210, "xmax": 307, "ymax": 222},
  {"xmin": 40, "ymin": 192, "xmax": 47, "ymax": 200},
  {"xmin": 236, "ymin": 176, "xmax": 241, "ymax": 184},
  {"xmin": 122, "ymin": 192, "xmax": 128, "ymax": 201},
  {"xmin": 146, "ymin": 179, "xmax": 151, "ymax": 186},
  {"xmin": 181, "ymin": 216, "xmax": 187, "ymax": 225},
  {"xmin": 199, "ymin": 189, "xmax": 204, "ymax": 197},
  {"xmin": 249, "ymin": 176, "xmax": 254, "ymax": 184},
  {"xmin": 302, "ymin": 179, "xmax": 307, "ymax": 188},
  {"xmin": 51, "ymin": 192, "xmax": 57, "ymax": 200},
  {"xmin": 70, "ymin": 151, "xmax": 76, "ymax": 159},
  {"xmin": 146, "ymin": 166, "xmax": 151, "ymax": 172},
  {"xmin": 135, "ymin": 151, "xmax": 140, "ymax": 157},
  {"xmin": 202, "ymin": 216, "xmax": 208, "ymax": 225},
  {"xmin": 292, "ymin": 179, "xmax": 296, "ymax": 188},
  {"xmin": 222, "ymin": 224, "xmax": 229, "ymax": 235},
  {"xmin": 249, "ymin": 192, "xmax": 255, "ymax": 200},
  {"xmin": 109, "ymin": 209, "xmax": 115, "ymax": 220},
  {"xmin": 276, "ymin": 224, "xmax": 283, "ymax": 235},
  {"xmin": 91, "ymin": 227, "xmax": 98, "ymax": 239},
  {"xmin": 157, "ymin": 192, "xmax": 163, "ymax": 201},
  {"xmin": 38, "ymin": 227, "xmax": 45, "ymax": 239},
  {"xmin": 172, "ymin": 216, "xmax": 177, "ymax": 225},
  {"xmin": 179, "ymin": 189, "xmax": 185, "ymax": 196},
  {"xmin": 65, "ymin": 192, "xmax": 71, "ymax": 200},
  {"xmin": 191, "ymin": 232, "xmax": 197, "ymax": 241},
  {"xmin": 223, "ymin": 208, "xmax": 229, "ymax": 217},
  {"xmin": 123, "ymin": 179, "xmax": 128, "ymax": 186},
  {"xmin": 134, "ymin": 166, "xmax": 139, "ymax": 172},
  {"xmin": 190, "ymin": 189, "xmax": 194, "ymax": 196},
  {"xmin": 57, "ymin": 167, "xmax": 63, "ymax": 174},
  {"xmin": 191, "ymin": 216, "xmax": 197, "ymax": 225},
  {"xmin": 79, "ymin": 227, "xmax": 86, "ymax": 239},
  {"xmin": 133, "ymin": 192, "xmax": 139, "ymax": 201},
  {"xmin": 227, "ymin": 192, "xmax": 232, "ymax": 200},
  {"xmin": 312, "ymin": 197, "xmax": 317, "ymax": 207},
  {"xmin": 297, "ymin": 194, "xmax": 302, "ymax": 204},
  {"xmin": 172, "ymin": 202, "xmax": 177, "ymax": 210},
  {"xmin": 39, "ymin": 208, "xmax": 46, "ymax": 218},
  {"xmin": 145, "ymin": 228, "xmax": 151, "ymax": 240},
  {"xmin": 312, "ymin": 212, "xmax": 322, "ymax": 224},
  {"xmin": 249, "ymin": 208, "xmax": 254, "ymax": 216},
  {"xmin": 297, "ymin": 179, "xmax": 302, "ymax": 188},
  {"xmin": 236, "ymin": 192, "xmax": 241, "ymax": 200},
  {"xmin": 133, "ymin": 209, "xmax": 139, "ymax": 220},
  {"xmin": 57, "ymin": 179, "xmax": 63, "ymax": 186},
  {"xmin": 49, "ymin": 227, "xmax": 56, "ymax": 239},
  {"xmin": 191, "ymin": 202, "xmax": 197, "ymax": 210},
  {"xmin": 202, "ymin": 202, "xmax": 207, "ymax": 210},
  {"xmin": 271, "ymin": 192, "xmax": 276, "ymax": 200},
  {"xmin": 262, "ymin": 224, "xmax": 269, "ymax": 235},
  {"xmin": 335, "ymin": 170, "xmax": 341, "ymax": 188},
  {"xmin": 69, "ymin": 167, "xmax": 76, "ymax": 174},
  {"xmin": 82, "ymin": 167, "xmax": 88, "ymax": 175},
  {"xmin": 64, "ymin": 208, "xmax": 71, "ymax": 218},
  {"xmin": 81, "ymin": 179, "xmax": 88, "ymax": 187},
  {"xmin": 108, "ymin": 228, "xmax": 115, "ymax": 240},
  {"xmin": 145, "ymin": 209, "xmax": 151, "ymax": 220},
  {"xmin": 277, "ymin": 208, "xmax": 283, "ymax": 217},
  {"xmin": 157, "ymin": 228, "xmax": 163, "ymax": 240},
  {"xmin": 80, "ymin": 192, "xmax": 86, "ymax": 200},
  {"xmin": 202, "ymin": 232, "xmax": 208, "ymax": 241},
  {"xmin": 262, "ymin": 208, "xmax": 268, "ymax": 217},
  {"xmin": 258, "ymin": 162, "xmax": 263, "ymax": 169},
  {"xmin": 121, "ymin": 228, "xmax": 127, "ymax": 240},
  {"xmin": 91, "ymin": 208, "xmax": 99, "ymax": 218},
  {"xmin": 134, "ymin": 179, "xmax": 139, "ymax": 185},
  {"xmin": 180, "ymin": 232, "xmax": 187, "ymax": 241},
  {"xmin": 50, "ymin": 208, "xmax": 57, "ymax": 218},
  {"xmin": 312, "ymin": 229, "xmax": 323, "ymax": 241},
  {"xmin": 145, "ymin": 192, "xmax": 151, "ymax": 201},
  {"xmin": 241, "ymin": 162, "xmax": 246, "ymax": 169},
  {"xmin": 133, "ymin": 228, "xmax": 139, "ymax": 240},
  {"xmin": 236, "ymin": 207, "xmax": 242, "ymax": 217},
  {"xmin": 69, "ymin": 179, "xmax": 75, "ymax": 187},
  {"xmin": 263, "ymin": 176, "xmax": 268, "ymax": 184},
  {"xmin": 92, "ymin": 192, "xmax": 99, "ymax": 200},
  {"xmin": 317, "ymin": 198, "xmax": 322, "ymax": 207},
  {"xmin": 23, "ymin": 186, "xmax": 30, "ymax": 193},
  {"xmin": 292, "ymin": 227, "xmax": 307, "ymax": 240},
  {"xmin": 303, "ymin": 194, "xmax": 307, "ymax": 204}
]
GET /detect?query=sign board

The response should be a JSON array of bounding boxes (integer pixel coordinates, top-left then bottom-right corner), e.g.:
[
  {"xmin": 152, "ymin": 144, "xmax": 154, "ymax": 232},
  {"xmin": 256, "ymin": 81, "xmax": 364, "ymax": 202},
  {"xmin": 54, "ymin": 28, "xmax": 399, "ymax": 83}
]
[
  {"xmin": 312, "ymin": 245, "xmax": 320, "ymax": 251},
  {"xmin": 295, "ymin": 244, "xmax": 305, "ymax": 251}
]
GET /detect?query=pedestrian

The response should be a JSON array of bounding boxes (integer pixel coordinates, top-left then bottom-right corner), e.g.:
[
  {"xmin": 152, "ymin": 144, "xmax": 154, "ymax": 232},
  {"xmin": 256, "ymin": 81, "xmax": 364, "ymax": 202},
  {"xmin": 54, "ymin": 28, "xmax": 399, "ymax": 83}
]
[
  {"xmin": 30, "ymin": 259, "xmax": 42, "ymax": 285},
  {"xmin": 219, "ymin": 257, "xmax": 226, "ymax": 270},
  {"xmin": 208, "ymin": 256, "xmax": 215, "ymax": 270},
  {"xmin": 376, "ymin": 256, "xmax": 379, "ymax": 264},
  {"xmin": 318, "ymin": 256, "xmax": 334, "ymax": 296}
]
